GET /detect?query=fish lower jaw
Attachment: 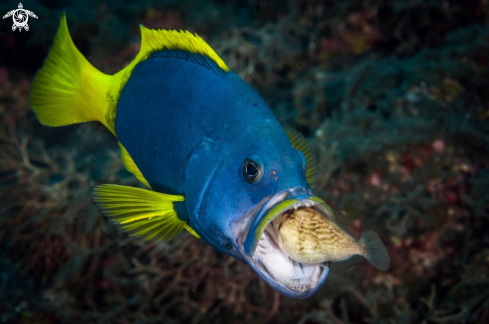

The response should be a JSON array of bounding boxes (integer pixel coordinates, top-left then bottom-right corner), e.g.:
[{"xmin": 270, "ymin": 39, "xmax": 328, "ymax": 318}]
[
  {"xmin": 238, "ymin": 193, "xmax": 331, "ymax": 297},
  {"xmin": 252, "ymin": 224, "xmax": 326, "ymax": 293}
]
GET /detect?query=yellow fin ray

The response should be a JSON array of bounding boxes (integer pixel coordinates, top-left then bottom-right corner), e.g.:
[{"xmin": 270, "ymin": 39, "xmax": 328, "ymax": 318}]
[
  {"xmin": 29, "ymin": 13, "xmax": 116, "ymax": 135},
  {"xmin": 93, "ymin": 184, "xmax": 200, "ymax": 240},
  {"xmin": 138, "ymin": 27, "xmax": 228, "ymax": 72},
  {"xmin": 184, "ymin": 224, "xmax": 200, "ymax": 238},
  {"xmin": 112, "ymin": 213, "xmax": 169, "ymax": 222},
  {"xmin": 118, "ymin": 142, "xmax": 151, "ymax": 188},
  {"xmin": 285, "ymin": 128, "xmax": 319, "ymax": 189}
]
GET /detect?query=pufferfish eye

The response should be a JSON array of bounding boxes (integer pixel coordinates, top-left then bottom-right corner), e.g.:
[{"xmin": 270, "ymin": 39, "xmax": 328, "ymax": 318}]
[{"xmin": 243, "ymin": 155, "xmax": 264, "ymax": 184}]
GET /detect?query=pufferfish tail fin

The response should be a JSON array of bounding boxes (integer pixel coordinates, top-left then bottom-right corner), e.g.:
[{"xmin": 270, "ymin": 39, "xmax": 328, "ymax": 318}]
[
  {"xmin": 29, "ymin": 13, "xmax": 116, "ymax": 135},
  {"xmin": 93, "ymin": 184, "xmax": 201, "ymax": 240},
  {"xmin": 359, "ymin": 231, "xmax": 390, "ymax": 271}
]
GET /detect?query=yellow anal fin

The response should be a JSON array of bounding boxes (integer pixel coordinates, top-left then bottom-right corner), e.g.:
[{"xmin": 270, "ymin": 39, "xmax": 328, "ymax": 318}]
[
  {"xmin": 285, "ymin": 128, "xmax": 319, "ymax": 189},
  {"xmin": 29, "ymin": 13, "xmax": 116, "ymax": 135},
  {"xmin": 118, "ymin": 142, "xmax": 151, "ymax": 188},
  {"xmin": 93, "ymin": 184, "xmax": 200, "ymax": 240}
]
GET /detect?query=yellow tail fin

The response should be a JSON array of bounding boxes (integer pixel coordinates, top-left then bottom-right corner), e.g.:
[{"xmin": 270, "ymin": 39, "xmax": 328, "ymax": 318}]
[{"xmin": 29, "ymin": 13, "xmax": 116, "ymax": 134}]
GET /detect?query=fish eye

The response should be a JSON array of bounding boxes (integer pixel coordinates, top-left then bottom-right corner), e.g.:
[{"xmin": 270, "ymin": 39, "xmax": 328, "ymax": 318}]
[{"xmin": 242, "ymin": 155, "xmax": 264, "ymax": 184}]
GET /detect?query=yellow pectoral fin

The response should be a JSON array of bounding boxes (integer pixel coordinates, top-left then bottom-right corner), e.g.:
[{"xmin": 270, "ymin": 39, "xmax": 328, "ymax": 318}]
[
  {"xmin": 285, "ymin": 128, "xmax": 319, "ymax": 189},
  {"xmin": 93, "ymin": 184, "xmax": 192, "ymax": 241}
]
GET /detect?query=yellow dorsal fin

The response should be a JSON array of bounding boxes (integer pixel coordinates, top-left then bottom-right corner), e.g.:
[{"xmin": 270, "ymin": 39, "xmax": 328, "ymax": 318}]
[
  {"xmin": 93, "ymin": 184, "xmax": 200, "ymax": 240},
  {"xmin": 118, "ymin": 142, "xmax": 151, "ymax": 188},
  {"xmin": 285, "ymin": 128, "xmax": 319, "ymax": 189},
  {"xmin": 138, "ymin": 26, "xmax": 229, "ymax": 72}
]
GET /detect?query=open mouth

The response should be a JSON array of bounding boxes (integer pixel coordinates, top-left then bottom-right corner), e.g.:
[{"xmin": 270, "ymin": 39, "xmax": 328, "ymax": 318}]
[{"xmin": 235, "ymin": 188, "xmax": 333, "ymax": 298}]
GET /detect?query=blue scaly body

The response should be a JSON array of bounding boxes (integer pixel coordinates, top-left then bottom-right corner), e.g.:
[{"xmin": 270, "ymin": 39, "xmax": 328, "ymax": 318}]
[{"xmin": 117, "ymin": 52, "xmax": 308, "ymax": 257}]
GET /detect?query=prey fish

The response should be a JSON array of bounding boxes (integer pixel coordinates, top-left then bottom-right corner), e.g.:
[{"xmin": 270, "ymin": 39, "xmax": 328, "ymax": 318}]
[{"xmin": 271, "ymin": 207, "xmax": 389, "ymax": 271}]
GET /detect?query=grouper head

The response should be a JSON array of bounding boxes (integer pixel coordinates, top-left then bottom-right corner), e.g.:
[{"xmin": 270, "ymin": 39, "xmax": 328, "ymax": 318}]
[{"xmin": 184, "ymin": 75, "xmax": 330, "ymax": 298}]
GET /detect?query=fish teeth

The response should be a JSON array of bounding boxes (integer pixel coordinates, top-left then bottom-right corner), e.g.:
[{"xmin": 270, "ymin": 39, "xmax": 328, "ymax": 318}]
[{"xmin": 290, "ymin": 200, "xmax": 315, "ymax": 211}]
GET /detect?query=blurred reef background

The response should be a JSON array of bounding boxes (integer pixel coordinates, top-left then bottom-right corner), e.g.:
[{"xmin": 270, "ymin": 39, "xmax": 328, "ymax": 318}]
[{"xmin": 1, "ymin": 0, "xmax": 489, "ymax": 323}]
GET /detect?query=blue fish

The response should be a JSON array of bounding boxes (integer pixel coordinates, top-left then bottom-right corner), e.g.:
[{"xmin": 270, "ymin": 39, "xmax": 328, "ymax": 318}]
[{"xmin": 29, "ymin": 14, "xmax": 389, "ymax": 299}]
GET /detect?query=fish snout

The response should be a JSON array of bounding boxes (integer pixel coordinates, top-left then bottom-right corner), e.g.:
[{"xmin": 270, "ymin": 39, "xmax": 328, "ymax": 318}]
[
  {"xmin": 287, "ymin": 186, "xmax": 314, "ymax": 198},
  {"xmin": 236, "ymin": 188, "xmax": 332, "ymax": 297},
  {"xmin": 243, "ymin": 189, "xmax": 334, "ymax": 258}
]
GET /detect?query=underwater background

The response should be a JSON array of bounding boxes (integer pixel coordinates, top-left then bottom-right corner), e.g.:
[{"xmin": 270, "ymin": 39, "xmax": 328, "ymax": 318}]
[{"xmin": 1, "ymin": 0, "xmax": 489, "ymax": 323}]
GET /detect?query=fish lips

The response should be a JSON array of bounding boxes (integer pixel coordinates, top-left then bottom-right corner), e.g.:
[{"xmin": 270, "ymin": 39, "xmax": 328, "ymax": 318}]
[{"xmin": 234, "ymin": 187, "xmax": 333, "ymax": 299}]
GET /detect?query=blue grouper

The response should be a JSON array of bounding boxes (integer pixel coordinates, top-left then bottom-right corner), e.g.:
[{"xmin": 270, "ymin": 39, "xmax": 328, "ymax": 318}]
[{"xmin": 30, "ymin": 14, "xmax": 389, "ymax": 299}]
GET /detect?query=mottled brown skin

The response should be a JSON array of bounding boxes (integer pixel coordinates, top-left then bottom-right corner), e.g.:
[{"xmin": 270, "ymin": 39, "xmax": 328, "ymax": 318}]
[{"xmin": 272, "ymin": 207, "xmax": 365, "ymax": 264}]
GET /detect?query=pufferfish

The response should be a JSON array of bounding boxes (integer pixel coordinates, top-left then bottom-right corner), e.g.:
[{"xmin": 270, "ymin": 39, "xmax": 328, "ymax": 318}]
[{"xmin": 29, "ymin": 14, "xmax": 389, "ymax": 299}]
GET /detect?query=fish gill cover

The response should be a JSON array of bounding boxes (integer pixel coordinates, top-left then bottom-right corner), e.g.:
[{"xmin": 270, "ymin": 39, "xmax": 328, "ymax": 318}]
[{"xmin": 0, "ymin": 0, "xmax": 489, "ymax": 323}]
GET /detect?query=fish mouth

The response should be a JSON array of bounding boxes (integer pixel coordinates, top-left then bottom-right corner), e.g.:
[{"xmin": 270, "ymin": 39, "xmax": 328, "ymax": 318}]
[{"xmin": 235, "ymin": 188, "xmax": 333, "ymax": 298}]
